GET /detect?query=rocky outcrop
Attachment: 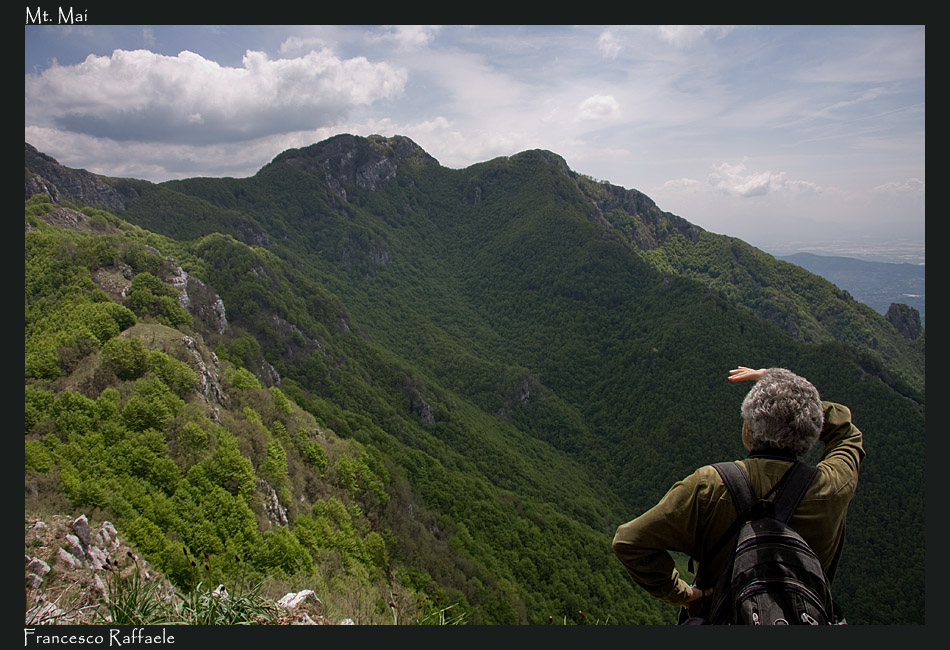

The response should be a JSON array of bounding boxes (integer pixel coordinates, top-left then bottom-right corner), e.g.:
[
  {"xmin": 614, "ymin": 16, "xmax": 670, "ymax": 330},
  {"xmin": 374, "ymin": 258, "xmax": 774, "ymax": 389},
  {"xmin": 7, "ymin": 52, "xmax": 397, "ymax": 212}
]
[
  {"xmin": 181, "ymin": 335, "xmax": 228, "ymax": 412},
  {"xmin": 265, "ymin": 134, "xmax": 438, "ymax": 198},
  {"xmin": 403, "ymin": 377, "xmax": 436, "ymax": 425},
  {"xmin": 25, "ymin": 513, "xmax": 351, "ymax": 625},
  {"xmin": 25, "ymin": 514, "xmax": 140, "ymax": 625},
  {"xmin": 25, "ymin": 143, "xmax": 132, "ymax": 212},
  {"xmin": 886, "ymin": 303, "xmax": 922, "ymax": 339},
  {"xmin": 257, "ymin": 479, "xmax": 289, "ymax": 527},
  {"xmin": 165, "ymin": 257, "xmax": 229, "ymax": 336},
  {"xmin": 590, "ymin": 180, "xmax": 705, "ymax": 249}
]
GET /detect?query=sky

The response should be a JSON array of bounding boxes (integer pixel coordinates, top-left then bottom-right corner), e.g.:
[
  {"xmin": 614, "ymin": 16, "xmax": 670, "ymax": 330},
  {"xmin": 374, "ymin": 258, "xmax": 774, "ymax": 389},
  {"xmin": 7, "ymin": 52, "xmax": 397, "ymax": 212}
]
[{"xmin": 25, "ymin": 25, "xmax": 925, "ymax": 261}]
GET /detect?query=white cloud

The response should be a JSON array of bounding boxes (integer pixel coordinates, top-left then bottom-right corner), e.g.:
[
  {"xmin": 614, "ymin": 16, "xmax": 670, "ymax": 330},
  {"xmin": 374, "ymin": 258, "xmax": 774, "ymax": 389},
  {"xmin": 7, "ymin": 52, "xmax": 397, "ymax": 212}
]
[
  {"xmin": 598, "ymin": 29, "xmax": 622, "ymax": 59},
  {"xmin": 279, "ymin": 36, "xmax": 330, "ymax": 56},
  {"xmin": 141, "ymin": 27, "xmax": 156, "ymax": 48},
  {"xmin": 662, "ymin": 177, "xmax": 703, "ymax": 191},
  {"xmin": 873, "ymin": 177, "xmax": 925, "ymax": 196},
  {"xmin": 23, "ymin": 25, "xmax": 924, "ymax": 251},
  {"xmin": 25, "ymin": 48, "xmax": 407, "ymax": 146},
  {"xmin": 657, "ymin": 25, "xmax": 734, "ymax": 48},
  {"xmin": 578, "ymin": 95, "xmax": 620, "ymax": 121},
  {"xmin": 369, "ymin": 25, "xmax": 441, "ymax": 50},
  {"xmin": 707, "ymin": 161, "xmax": 822, "ymax": 198}
]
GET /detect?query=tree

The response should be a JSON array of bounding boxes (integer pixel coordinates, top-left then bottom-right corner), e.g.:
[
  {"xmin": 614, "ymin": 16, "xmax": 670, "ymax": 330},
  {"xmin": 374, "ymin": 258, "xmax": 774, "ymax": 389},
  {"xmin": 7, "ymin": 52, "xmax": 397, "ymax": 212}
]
[{"xmin": 102, "ymin": 336, "xmax": 149, "ymax": 380}]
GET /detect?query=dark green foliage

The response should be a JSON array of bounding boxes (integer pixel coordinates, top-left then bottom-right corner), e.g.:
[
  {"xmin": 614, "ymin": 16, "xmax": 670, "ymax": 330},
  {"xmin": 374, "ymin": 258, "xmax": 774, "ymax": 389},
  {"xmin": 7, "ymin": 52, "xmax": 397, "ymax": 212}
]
[{"xmin": 25, "ymin": 137, "xmax": 925, "ymax": 625}]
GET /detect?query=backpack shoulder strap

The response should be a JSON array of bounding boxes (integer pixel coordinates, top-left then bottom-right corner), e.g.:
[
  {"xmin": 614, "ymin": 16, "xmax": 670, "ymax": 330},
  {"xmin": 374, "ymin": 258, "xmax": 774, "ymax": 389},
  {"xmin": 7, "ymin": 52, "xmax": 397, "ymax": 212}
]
[
  {"xmin": 693, "ymin": 462, "xmax": 755, "ymax": 582},
  {"xmin": 712, "ymin": 461, "xmax": 756, "ymax": 517},
  {"xmin": 697, "ymin": 460, "xmax": 818, "ymax": 589},
  {"xmin": 770, "ymin": 461, "xmax": 818, "ymax": 522},
  {"xmin": 715, "ymin": 460, "xmax": 819, "ymax": 522}
]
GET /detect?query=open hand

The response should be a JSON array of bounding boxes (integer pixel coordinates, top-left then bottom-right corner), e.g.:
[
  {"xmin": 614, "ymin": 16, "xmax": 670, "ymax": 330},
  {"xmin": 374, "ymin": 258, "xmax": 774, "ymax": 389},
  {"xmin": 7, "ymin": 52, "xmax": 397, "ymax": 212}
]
[{"xmin": 728, "ymin": 366, "xmax": 765, "ymax": 382}]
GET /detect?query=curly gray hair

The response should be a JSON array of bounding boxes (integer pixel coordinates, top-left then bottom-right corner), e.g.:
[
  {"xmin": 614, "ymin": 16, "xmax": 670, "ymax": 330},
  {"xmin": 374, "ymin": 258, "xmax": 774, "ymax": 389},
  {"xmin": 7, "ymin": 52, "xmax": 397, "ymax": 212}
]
[{"xmin": 740, "ymin": 368, "xmax": 823, "ymax": 455}]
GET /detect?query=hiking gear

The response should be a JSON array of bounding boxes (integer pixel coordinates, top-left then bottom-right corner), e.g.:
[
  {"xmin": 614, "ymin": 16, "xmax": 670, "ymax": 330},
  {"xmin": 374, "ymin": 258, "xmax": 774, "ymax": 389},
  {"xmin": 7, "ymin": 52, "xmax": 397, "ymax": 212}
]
[{"xmin": 704, "ymin": 460, "xmax": 838, "ymax": 625}]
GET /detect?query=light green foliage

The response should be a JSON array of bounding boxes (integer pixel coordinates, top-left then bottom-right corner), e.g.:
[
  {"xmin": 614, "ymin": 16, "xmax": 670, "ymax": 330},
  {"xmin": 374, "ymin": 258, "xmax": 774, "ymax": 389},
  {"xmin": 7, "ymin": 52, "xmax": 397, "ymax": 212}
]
[
  {"xmin": 269, "ymin": 386, "xmax": 293, "ymax": 414},
  {"xmin": 363, "ymin": 531, "xmax": 388, "ymax": 569},
  {"xmin": 292, "ymin": 497, "xmax": 384, "ymax": 573},
  {"xmin": 259, "ymin": 437, "xmax": 291, "ymax": 504},
  {"xmin": 302, "ymin": 439, "xmax": 328, "ymax": 474},
  {"xmin": 224, "ymin": 334, "xmax": 261, "ymax": 370},
  {"xmin": 123, "ymin": 241, "xmax": 164, "ymax": 276},
  {"xmin": 25, "ymin": 385, "xmax": 55, "ymax": 434},
  {"xmin": 25, "ymin": 439, "xmax": 53, "ymax": 473},
  {"xmin": 331, "ymin": 444, "xmax": 390, "ymax": 507},
  {"xmin": 148, "ymin": 350, "xmax": 197, "ymax": 397},
  {"xmin": 127, "ymin": 272, "xmax": 193, "ymax": 328},
  {"xmin": 255, "ymin": 527, "xmax": 312, "ymax": 577},
  {"xmin": 121, "ymin": 378, "xmax": 184, "ymax": 432},
  {"xmin": 333, "ymin": 455, "xmax": 360, "ymax": 493},
  {"xmin": 52, "ymin": 390, "xmax": 98, "ymax": 438},
  {"xmin": 227, "ymin": 367, "xmax": 261, "ymax": 390},
  {"xmin": 102, "ymin": 336, "xmax": 150, "ymax": 380},
  {"xmin": 173, "ymin": 463, "xmax": 260, "ymax": 560},
  {"xmin": 125, "ymin": 515, "xmax": 171, "ymax": 559},
  {"xmin": 75, "ymin": 301, "xmax": 136, "ymax": 344},
  {"xmin": 242, "ymin": 406, "xmax": 263, "ymax": 426},
  {"xmin": 178, "ymin": 421, "xmax": 211, "ymax": 455},
  {"xmin": 199, "ymin": 431, "xmax": 256, "ymax": 502}
]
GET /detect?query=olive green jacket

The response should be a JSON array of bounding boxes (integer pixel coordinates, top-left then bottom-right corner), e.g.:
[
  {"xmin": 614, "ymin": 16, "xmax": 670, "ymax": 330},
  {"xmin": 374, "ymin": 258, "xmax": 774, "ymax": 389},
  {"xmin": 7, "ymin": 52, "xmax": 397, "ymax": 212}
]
[{"xmin": 612, "ymin": 402, "xmax": 864, "ymax": 611}]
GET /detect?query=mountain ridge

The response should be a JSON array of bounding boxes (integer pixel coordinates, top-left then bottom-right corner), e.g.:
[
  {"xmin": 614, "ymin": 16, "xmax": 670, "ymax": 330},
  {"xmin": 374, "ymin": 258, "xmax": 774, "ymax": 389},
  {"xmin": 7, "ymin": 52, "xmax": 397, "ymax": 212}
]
[
  {"xmin": 25, "ymin": 135, "xmax": 925, "ymax": 624},
  {"xmin": 778, "ymin": 251, "xmax": 925, "ymax": 326}
]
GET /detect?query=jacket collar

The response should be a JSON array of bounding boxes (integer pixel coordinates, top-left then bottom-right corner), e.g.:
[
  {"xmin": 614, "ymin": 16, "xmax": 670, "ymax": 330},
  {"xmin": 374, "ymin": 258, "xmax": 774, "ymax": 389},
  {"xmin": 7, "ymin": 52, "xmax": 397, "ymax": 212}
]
[{"xmin": 747, "ymin": 447, "xmax": 799, "ymax": 461}]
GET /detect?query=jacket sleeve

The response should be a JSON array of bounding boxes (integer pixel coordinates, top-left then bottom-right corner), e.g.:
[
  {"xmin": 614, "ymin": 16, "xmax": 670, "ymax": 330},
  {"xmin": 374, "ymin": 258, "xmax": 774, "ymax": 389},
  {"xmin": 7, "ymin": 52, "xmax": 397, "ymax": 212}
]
[
  {"xmin": 817, "ymin": 401, "xmax": 865, "ymax": 484},
  {"xmin": 612, "ymin": 468, "xmax": 715, "ymax": 606}
]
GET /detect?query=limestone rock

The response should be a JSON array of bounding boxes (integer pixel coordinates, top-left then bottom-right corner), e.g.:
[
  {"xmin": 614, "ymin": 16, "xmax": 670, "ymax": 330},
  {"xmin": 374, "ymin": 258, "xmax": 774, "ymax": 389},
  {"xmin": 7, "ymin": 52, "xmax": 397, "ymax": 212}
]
[
  {"xmin": 72, "ymin": 515, "xmax": 93, "ymax": 547},
  {"xmin": 278, "ymin": 589, "xmax": 321, "ymax": 610},
  {"xmin": 57, "ymin": 546, "xmax": 82, "ymax": 569},
  {"xmin": 27, "ymin": 557, "xmax": 50, "ymax": 576}
]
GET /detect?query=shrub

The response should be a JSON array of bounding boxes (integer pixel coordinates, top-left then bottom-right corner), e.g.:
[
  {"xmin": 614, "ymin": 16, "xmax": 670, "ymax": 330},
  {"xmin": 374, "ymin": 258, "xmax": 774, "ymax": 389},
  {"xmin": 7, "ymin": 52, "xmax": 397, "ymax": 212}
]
[
  {"xmin": 148, "ymin": 351, "xmax": 198, "ymax": 397},
  {"xmin": 102, "ymin": 336, "xmax": 149, "ymax": 380},
  {"xmin": 227, "ymin": 367, "xmax": 261, "ymax": 390}
]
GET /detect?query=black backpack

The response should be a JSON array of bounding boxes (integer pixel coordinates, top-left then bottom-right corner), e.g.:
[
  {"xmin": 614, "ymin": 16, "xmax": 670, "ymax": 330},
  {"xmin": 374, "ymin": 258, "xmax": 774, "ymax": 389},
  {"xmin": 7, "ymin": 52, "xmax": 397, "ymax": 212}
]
[{"xmin": 702, "ymin": 460, "xmax": 839, "ymax": 625}]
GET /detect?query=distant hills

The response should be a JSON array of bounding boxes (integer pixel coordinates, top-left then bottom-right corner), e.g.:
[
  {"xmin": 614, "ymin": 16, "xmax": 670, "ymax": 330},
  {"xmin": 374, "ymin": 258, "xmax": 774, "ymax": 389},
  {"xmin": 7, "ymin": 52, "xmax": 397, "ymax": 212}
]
[
  {"xmin": 779, "ymin": 252, "xmax": 925, "ymax": 326},
  {"xmin": 25, "ymin": 136, "xmax": 925, "ymax": 624}
]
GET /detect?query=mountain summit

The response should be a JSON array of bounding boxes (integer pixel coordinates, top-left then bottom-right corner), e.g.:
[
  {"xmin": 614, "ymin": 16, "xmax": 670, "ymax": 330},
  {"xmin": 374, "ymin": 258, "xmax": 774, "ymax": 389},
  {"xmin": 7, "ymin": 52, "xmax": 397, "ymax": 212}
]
[
  {"xmin": 264, "ymin": 134, "xmax": 439, "ymax": 194},
  {"xmin": 25, "ymin": 135, "xmax": 924, "ymax": 624}
]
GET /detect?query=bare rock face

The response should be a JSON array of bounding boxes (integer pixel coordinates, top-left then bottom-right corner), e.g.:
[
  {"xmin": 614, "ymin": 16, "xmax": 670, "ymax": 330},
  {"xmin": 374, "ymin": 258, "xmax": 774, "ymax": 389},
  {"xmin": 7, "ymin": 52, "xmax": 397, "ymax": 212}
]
[
  {"xmin": 258, "ymin": 479, "xmax": 289, "ymax": 527},
  {"xmin": 266, "ymin": 133, "xmax": 438, "ymax": 198},
  {"xmin": 25, "ymin": 514, "xmax": 158, "ymax": 625},
  {"xmin": 24, "ymin": 513, "xmax": 342, "ymax": 625},
  {"xmin": 180, "ymin": 335, "xmax": 228, "ymax": 412},
  {"xmin": 25, "ymin": 143, "xmax": 133, "ymax": 211},
  {"xmin": 886, "ymin": 303, "xmax": 922, "ymax": 339},
  {"xmin": 165, "ymin": 257, "xmax": 229, "ymax": 336}
]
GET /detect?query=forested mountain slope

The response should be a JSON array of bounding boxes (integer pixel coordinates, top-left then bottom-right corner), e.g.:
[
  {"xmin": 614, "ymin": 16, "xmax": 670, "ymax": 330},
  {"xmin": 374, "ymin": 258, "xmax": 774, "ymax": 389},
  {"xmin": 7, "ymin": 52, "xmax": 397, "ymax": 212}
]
[
  {"xmin": 778, "ymin": 252, "xmax": 926, "ymax": 326},
  {"xmin": 25, "ymin": 137, "xmax": 925, "ymax": 624}
]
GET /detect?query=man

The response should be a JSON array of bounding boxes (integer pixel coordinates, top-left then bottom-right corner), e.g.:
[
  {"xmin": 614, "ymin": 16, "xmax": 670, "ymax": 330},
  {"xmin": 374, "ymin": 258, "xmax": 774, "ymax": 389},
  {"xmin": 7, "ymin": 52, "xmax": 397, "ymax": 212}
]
[{"xmin": 612, "ymin": 366, "xmax": 865, "ymax": 622}]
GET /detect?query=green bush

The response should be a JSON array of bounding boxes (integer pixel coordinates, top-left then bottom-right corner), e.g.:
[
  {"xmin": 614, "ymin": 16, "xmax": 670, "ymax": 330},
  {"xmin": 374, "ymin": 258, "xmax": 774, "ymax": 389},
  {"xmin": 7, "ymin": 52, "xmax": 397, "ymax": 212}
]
[
  {"xmin": 303, "ymin": 440, "xmax": 328, "ymax": 474},
  {"xmin": 227, "ymin": 367, "xmax": 262, "ymax": 390},
  {"xmin": 102, "ymin": 336, "xmax": 149, "ymax": 380},
  {"xmin": 25, "ymin": 439, "xmax": 53, "ymax": 473},
  {"xmin": 148, "ymin": 351, "xmax": 198, "ymax": 397},
  {"xmin": 121, "ymin": 379, "xmax": 184, "ymax": 432}
]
